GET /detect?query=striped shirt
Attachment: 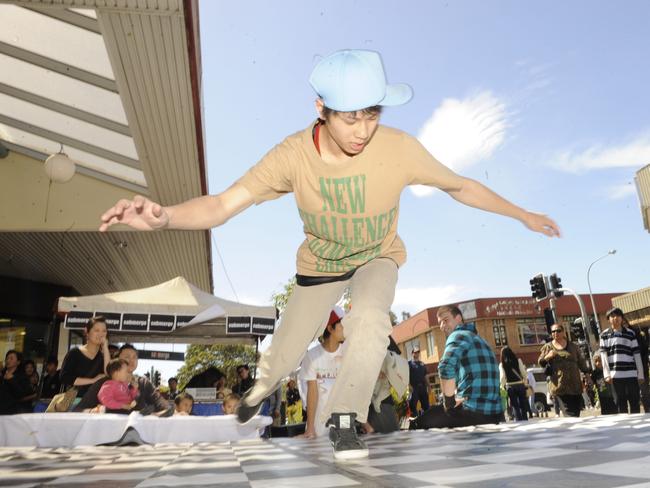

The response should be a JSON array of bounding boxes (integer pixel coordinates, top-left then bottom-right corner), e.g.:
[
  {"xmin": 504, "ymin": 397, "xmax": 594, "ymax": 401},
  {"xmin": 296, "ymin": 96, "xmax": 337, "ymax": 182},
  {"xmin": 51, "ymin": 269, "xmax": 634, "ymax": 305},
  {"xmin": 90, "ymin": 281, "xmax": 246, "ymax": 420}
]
[
  {"xmin": 438, "ymin": 322, "xmax": 503, "ymax": 415},
  {"xmin": 599, "ymin": 327, "xmax": 644, "ymax": 379}
]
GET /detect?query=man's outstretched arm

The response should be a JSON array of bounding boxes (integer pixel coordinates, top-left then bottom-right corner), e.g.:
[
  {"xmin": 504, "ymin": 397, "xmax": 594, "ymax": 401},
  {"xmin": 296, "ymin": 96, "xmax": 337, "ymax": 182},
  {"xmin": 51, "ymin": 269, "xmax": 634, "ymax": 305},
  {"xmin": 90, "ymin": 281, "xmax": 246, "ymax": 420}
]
[
  {"xmin": 444, "ymin": 176, "xmax": 561, "ymax": 238},
  {"xmin": 99, "ymin": 183, "xmax": 254, "ymax": 232}
]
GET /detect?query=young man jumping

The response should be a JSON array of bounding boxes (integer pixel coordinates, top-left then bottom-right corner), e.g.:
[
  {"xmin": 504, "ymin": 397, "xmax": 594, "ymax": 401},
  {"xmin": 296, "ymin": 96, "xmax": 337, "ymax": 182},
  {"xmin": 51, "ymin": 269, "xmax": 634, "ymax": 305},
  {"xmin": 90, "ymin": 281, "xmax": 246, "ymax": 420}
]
[{"xmin": 100, "ymin": 49, "xmax": 560, "ymax": 460}]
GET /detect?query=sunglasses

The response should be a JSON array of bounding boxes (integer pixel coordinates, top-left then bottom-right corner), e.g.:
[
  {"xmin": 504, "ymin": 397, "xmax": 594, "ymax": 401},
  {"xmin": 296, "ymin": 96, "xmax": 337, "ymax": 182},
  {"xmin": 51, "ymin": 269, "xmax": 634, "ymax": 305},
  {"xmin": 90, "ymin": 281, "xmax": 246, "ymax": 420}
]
[{"xmin": 551, "ymin": 328, "xmax": 564, "ymax": 333}]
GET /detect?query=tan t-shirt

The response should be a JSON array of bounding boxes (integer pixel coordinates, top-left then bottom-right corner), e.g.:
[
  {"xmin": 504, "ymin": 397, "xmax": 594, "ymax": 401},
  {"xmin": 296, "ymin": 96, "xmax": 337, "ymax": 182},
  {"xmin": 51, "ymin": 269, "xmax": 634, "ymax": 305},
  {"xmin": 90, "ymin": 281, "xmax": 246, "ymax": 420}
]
[{"xmin": 237, "ymin": 121, "xmax": 454, "ymax": 276}]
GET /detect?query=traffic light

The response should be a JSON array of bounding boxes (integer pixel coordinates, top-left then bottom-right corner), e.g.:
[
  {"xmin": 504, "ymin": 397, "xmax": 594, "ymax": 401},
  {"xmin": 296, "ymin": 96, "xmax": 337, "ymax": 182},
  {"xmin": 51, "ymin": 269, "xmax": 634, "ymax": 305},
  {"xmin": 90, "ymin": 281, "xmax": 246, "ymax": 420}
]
[
  {"xmin": 529, "ymin": 274, "xmax": 548, "ymax": 301},
  {"xmin": 549, "ymin": 273, "xmax": 564, "ymax": 297},
  {"xmin": 153, "ymin": 370, "xmax": 161, "ymax": 387},
  {"xmin": 572, "ymin": 318, "xmax": 586, "ymax": 342}
]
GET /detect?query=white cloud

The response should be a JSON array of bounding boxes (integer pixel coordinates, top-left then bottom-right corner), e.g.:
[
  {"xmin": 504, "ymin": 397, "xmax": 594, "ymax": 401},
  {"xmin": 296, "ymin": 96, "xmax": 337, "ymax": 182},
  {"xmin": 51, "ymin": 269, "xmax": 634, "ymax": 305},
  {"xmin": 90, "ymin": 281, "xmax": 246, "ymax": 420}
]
[
  {"xmin": 606, "ymin": 182, "xmax": 637, "ymax": 200},
  {"xmin": 552, "ymin": 132, "xmax": 650, "ymax": 173},
  {"xmin": 393, "ymin": 284, "xmax": 467, "ymax": 315},
  {"xmin": 410, "ymin": 91, "xmax": 508, "ymax": 197}
]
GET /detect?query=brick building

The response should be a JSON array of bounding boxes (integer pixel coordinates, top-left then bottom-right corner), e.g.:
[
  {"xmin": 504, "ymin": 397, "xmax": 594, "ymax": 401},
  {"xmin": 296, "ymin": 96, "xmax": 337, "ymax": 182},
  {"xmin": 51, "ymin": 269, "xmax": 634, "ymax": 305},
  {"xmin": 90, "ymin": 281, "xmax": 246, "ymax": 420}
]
[{"xmin": 391, "ymin": 293, "xmax": 622, "ymax": 394}]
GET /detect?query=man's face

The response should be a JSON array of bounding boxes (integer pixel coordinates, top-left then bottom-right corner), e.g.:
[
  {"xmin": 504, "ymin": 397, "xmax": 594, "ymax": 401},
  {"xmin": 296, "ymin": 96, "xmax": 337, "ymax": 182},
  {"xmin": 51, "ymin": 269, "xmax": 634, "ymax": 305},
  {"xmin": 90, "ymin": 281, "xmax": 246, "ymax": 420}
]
[
  {"xmin": 438, "ymin": 311, "xmax": 462, "ymax": 336},
  {"xmin": 412, "ymin": 351, "xmax": 421, "ymax": 361},
  {"xmin": 316, "ymin": 100, "xmax": 380, "ymax": 156},
  {"xmin": 46, "ymin": 362, "xmax": 57, "ymax": 374},
  {"xmin": 168, "ymin": 379, "xmax": 178, "ymax": 391},
  {"xmin": 4, "ymin": 353, "xmax": 18, "ymax": 369},
  {"xmin": 118, "ymin": 348, "xmax": 138, "ymax": 373},
  {"xmin": 608, "ymin": 314, "xmax": 623, "ymax": 329},
  {"xmin": 238, "ymin": 367, "xmax": 249, "ymax": 380}
]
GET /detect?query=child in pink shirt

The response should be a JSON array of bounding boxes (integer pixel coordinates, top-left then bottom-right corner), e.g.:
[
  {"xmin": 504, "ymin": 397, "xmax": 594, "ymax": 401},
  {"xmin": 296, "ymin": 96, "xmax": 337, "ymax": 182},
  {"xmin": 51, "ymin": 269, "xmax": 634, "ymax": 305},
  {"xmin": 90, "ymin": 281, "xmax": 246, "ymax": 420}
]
[{"xmin": 98, "ymin": 358, "xmax": 138, "ymax": 412}]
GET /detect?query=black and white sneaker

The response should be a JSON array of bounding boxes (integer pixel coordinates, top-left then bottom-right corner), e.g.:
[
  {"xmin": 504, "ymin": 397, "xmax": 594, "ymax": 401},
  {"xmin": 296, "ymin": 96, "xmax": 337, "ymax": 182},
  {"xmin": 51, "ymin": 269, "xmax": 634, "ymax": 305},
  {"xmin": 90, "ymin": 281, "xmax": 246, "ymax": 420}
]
[
  {"xmin": 327, "ymin": 412, "xmax": 369, "ymax": 461},
  {"xmin": 236, "ymin": 389, "xmax": 263, "ymax": 425}
]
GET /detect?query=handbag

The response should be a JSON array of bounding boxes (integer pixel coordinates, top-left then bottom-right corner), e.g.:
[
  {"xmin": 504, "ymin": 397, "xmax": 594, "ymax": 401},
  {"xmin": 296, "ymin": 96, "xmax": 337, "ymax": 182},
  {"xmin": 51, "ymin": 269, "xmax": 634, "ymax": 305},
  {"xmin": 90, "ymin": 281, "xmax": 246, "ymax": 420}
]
[{"xmin": 45, "ymin": 387, "xmax": 78, "ymax": 412}]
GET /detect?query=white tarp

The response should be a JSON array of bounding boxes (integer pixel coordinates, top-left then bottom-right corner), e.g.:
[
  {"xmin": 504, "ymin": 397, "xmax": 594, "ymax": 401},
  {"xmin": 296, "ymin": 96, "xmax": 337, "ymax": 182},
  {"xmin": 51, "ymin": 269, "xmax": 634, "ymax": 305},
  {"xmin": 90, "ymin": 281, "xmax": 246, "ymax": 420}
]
[
  {"xmin": 0, "ymin": 412, "xmax": 272, "ymax": 447},
  {"xmin": 57, "ymin": 276, "xmax": 276, "ymax": 344}
]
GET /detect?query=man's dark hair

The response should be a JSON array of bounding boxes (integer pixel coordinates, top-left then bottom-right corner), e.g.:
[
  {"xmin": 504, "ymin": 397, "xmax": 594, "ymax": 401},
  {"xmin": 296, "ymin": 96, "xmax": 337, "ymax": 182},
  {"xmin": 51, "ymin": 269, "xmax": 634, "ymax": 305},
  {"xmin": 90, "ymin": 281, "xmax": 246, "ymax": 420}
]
[
  {"xmin": 118, "ymin": 343, "xmax": 138, "ymax": 355},
  {"xmin": 606, "ymin": 307, "xmax": 624, "ymax": 319},
  {"xmin": 322, "ymin": 320, "xmax": 340, "ymax": 340},
  {"xmin": 321, "ymin": 105, "xmax": 382, "ymax": 120},
  {"xmin": 46, "ymin": 356, "xmax": 58, "ymax": 366},
  {"xmin": 236, "ymin": 364, "xmax": 249, "ymax": 373},
  {"xmin": 168, "ymin": 377, "xmax": 178, "ymax": 384},
  {"xmin": 106, "ymin": 358, "xmax": 128, "ymax": 377},
  {"xmin": 437, "ymin": 305, "xmax": 464, "ymax": 322}
]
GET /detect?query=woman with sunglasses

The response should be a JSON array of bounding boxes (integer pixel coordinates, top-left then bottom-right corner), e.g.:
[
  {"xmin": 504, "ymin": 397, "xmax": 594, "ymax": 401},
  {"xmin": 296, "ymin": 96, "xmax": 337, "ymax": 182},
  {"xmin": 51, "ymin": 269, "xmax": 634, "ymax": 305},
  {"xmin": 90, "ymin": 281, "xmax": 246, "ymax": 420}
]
[{"xmin": 538, "ymin": 324, "xmax": 590, "ymax": 417}]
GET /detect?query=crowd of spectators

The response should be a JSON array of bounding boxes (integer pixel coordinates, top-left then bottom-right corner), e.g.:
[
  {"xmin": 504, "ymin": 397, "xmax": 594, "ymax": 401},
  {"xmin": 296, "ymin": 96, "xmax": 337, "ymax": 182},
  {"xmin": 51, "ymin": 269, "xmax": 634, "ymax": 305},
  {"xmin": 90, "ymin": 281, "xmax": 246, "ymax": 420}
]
[{"xmin": 3, "ymin": 306, "xmax": 649, "ymax": 438}]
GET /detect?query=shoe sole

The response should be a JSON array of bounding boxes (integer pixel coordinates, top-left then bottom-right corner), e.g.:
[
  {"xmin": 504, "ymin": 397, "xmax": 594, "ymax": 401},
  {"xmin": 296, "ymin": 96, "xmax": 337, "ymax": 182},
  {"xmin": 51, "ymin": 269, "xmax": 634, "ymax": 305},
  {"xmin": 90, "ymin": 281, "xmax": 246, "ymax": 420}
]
[
  {"xmin": 333, "ymin": 448, "xmax": 369, "ymax": 461},
  {"xmin": 236, "ymin": 401, "xmax": 263, "ymax": 426}
]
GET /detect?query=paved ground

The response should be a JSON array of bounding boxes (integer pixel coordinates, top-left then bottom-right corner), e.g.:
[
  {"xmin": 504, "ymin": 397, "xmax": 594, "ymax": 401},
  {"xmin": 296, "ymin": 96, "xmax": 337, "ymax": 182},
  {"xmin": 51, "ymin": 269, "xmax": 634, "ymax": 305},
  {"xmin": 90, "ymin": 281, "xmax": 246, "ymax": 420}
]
[{"xmin": 1, "ymin": 414, "xmax": 649, "ymax": 487}]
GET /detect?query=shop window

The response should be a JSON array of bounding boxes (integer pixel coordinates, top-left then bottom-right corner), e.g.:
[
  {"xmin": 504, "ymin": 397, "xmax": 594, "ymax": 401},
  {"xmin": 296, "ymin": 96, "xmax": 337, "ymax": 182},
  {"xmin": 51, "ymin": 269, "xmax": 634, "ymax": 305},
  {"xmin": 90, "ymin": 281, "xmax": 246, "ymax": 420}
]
[
  {"xmin": 426, "ymin": 332, "xmax": 435, "ymax": 358},
  {"xmin": 404, "ymin": 338, "xmax": 419, "ymax": 357},
  {"xmin": 492, "ymin": 319, "xmax": 508, "ymax": 346},
  {"xmin": 517, "ymin": 317, "xmax": 548, "ymax": 345}
]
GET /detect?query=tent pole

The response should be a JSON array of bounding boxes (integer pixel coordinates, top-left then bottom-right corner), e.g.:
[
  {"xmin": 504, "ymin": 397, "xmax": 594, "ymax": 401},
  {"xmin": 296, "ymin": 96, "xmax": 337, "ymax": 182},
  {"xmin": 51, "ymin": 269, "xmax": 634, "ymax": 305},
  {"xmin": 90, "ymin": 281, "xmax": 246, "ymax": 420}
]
[{"xmin": 253, "ymin": 336, "xmax": 259, "ymax": 380}]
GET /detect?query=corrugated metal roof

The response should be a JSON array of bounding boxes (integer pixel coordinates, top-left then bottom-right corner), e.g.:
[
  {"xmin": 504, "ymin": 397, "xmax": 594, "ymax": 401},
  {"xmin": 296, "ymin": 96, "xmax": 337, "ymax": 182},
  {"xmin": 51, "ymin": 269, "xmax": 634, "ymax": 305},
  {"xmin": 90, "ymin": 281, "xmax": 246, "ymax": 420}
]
[
  {"xmin": 612, "ymin": 286, "xmax": 650, "ymax": 314},
  {"xmin": 0, "ymin": 0, "xmax": 212, "ymax": 294}
]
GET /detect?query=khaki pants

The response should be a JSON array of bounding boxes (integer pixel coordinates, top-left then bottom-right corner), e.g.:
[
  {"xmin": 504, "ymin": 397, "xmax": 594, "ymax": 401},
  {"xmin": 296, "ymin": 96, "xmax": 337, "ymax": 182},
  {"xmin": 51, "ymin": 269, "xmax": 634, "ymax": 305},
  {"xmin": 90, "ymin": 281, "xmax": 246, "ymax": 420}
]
[{"xmin": 247, "ymin": 258, "xmax": 397, "ymax": 423}]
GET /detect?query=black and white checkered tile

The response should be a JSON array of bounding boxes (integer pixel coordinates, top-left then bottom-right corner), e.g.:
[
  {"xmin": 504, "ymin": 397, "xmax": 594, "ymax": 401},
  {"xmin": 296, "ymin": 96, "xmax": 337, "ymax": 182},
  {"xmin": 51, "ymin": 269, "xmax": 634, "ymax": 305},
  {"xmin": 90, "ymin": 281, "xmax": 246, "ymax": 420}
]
[{"xmin": 1, "ymin": 415, "xmax": 650, "ymax": 487}]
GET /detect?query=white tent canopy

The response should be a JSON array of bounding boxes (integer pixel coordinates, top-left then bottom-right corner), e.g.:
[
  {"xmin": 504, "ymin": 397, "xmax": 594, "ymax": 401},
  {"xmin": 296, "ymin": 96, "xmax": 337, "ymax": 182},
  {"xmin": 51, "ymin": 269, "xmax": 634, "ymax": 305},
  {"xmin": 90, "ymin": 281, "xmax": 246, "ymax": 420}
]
[{"xmin": 58, "ymin": 276, "xmax": 276, "ymax": 345}]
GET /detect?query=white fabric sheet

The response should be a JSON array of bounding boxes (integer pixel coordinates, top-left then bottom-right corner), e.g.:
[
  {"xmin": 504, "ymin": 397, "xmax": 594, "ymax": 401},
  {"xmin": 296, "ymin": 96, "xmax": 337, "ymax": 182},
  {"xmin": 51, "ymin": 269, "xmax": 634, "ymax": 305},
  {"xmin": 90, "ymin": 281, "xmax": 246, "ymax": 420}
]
[{"xmin": 0, "ymin": 412, "xmax": 271, "ymax": 447}]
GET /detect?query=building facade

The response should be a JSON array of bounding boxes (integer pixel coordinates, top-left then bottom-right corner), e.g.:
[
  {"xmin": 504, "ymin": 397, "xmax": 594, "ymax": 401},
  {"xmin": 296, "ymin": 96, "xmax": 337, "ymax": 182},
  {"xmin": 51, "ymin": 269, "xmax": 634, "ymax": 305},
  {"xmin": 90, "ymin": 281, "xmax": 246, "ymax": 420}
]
[{"xmin": 392, "ymin": 293, "xmax": 622, "ymax": 395}]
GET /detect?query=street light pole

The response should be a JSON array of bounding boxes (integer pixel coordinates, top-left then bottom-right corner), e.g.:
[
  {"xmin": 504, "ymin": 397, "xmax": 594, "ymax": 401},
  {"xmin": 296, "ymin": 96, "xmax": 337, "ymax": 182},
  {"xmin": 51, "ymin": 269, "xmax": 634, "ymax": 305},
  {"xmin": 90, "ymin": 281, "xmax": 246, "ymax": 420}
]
[{"xmin": 587, "ymin": 249, "xmax": 617, "ymax": 334}]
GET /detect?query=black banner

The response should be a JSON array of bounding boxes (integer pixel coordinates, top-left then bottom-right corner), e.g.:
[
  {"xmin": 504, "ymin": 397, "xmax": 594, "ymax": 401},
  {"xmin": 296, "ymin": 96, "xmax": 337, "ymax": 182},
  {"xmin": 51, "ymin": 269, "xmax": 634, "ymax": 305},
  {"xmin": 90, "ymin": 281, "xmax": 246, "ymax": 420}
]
[
  {"xmin": 121, "ymin": 313, "xmax": 149, "ymax": 332},
  {"xmin": 227, "ymin": 316, "xmax": 252, "ymax": 334},
  {"xmin": 64, "ymin": 311, "xmax": 94, "ymax": 329},
  {"xmin": 96, "ymin": 312, "xmax": 121, "ymax": 331},
  {"xmin": 149, "ymin": 314, "xmax": 175, "ymax": 332},
  {"xmin": 175, "ymin": 315, "xmax": 194, "ymax": 329},
  {"xmin": 251, "ymin": 317, "xmax": 275, "ymax": 335},
  {"xmin": 138, "ymin": 350, "xmax": 185, "ymax": 361}
]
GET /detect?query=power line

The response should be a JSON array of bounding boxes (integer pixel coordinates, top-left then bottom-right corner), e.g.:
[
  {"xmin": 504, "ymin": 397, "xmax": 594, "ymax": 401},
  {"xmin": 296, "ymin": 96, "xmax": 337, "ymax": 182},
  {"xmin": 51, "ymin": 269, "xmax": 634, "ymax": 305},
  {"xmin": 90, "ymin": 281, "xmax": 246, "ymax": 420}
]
[{"xmin": 211, "ymin": 231, "xmax": 240, "ymax": 304}]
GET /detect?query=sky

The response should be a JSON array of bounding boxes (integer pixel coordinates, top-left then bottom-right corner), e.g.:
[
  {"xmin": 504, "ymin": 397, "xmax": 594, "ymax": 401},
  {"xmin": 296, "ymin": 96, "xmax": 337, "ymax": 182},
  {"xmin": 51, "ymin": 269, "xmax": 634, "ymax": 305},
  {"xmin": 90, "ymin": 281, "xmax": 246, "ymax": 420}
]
[{"xmin": 142, "ymin": 0, "xmax": 650, "ymax": 381}]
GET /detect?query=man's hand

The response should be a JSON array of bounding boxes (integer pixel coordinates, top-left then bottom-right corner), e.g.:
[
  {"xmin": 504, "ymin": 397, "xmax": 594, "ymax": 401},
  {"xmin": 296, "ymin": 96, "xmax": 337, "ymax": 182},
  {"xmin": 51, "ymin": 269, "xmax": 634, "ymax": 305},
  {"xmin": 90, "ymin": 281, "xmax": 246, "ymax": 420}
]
[
  {"xmin": 93, "ymin": 374, "xmax": 106, "ymax": 382},
  {"xmin": 99, "ymin": 195, "xmax": 169, "ymax": 232},
  {"xmin": 605, "ymin": 376, "xmax": 612, "ymax": 384},
  {"xmin": 639, "ymin": 378, "xmax": 645, "ymax": 385},
  {"xmin": 521, "ymin": 211, "xmax": 561, "ymax": 238}
]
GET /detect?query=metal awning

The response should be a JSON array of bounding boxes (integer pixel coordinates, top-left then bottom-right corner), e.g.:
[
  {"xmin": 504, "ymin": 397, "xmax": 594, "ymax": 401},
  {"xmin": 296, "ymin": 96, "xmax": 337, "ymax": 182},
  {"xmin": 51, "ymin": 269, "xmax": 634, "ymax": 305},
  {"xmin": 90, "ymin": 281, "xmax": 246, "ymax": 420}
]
[{"xmin": 0, "ymin": 0, "xmax": 213, "ymax": 294}]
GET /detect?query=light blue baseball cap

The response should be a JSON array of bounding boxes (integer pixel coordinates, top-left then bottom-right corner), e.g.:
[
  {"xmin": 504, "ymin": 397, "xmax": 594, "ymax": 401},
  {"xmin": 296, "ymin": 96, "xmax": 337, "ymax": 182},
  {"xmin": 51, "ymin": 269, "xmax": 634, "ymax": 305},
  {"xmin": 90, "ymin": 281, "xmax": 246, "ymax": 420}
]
[{"xmin": 309, "ymin": 49, "xmax": 413, "ymax": 112}]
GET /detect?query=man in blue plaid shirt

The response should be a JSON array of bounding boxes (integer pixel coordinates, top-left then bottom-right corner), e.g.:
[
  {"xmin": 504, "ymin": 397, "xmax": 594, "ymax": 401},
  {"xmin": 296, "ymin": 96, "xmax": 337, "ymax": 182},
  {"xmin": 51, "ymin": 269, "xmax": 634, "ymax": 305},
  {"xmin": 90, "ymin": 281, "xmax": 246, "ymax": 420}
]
[{"xmin": 411, "ymin": 305, "xmax": 503, "ymax": 429}]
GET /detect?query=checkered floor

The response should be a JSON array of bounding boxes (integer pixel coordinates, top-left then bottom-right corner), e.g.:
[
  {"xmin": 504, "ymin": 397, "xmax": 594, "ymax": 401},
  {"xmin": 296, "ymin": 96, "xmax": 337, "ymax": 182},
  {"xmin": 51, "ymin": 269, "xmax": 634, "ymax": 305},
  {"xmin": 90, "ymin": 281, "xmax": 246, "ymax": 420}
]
[{"xmin": 2, "ymin": 414, "xmax": 650, "ymax": 487}]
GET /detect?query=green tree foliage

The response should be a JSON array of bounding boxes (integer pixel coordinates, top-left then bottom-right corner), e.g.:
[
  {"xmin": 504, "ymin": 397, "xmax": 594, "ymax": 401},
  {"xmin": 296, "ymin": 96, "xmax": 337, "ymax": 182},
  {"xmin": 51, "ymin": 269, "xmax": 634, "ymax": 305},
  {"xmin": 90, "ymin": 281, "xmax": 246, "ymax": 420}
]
[
  {"xmin": 389, "ymin": 310, "xmax": 398, "ymax": 326},
  {"xmin": 175, "ymin": 344, "xmax": 257, "ymax": 389},
  {"xmin": 270, "ymin": 276, "xmax": 296, "ymax": 315}
]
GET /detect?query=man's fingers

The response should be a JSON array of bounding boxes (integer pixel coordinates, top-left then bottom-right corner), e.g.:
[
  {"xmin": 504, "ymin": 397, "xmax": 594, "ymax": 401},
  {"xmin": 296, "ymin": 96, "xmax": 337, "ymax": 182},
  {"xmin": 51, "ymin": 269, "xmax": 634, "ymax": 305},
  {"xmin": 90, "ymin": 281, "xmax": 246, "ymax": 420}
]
[
  {"xmin": 99, "ymin": 216, "xmax": 121, "ymax": 232},
  {"xmin": 152, "ymin": 203, "xmax": 162, "ymax": 218},
  {"xmin": 133, "ymin": 195, "xmax": 147, "ymax": 209},
  {"xmin": 100, "ymin": 199, "xmax": 129, "ymax": 222}
]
